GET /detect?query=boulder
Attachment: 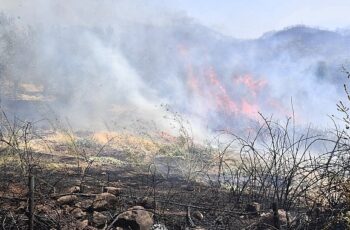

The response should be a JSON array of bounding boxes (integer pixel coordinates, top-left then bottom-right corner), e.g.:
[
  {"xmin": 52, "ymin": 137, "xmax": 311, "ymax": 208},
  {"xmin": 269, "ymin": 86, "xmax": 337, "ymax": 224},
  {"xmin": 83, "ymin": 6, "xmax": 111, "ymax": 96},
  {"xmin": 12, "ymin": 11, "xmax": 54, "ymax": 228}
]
[
  {"xmin": 93, "ymin": 193, "xmax": 118, "ymax": 210},
  {"xmin": 71, "ymin": 208, "xmax": 86, "ymax": 219},
  {"xmin": 68, "ymin": 186, "xmax": 81, "ymax": 193},
  {"xmin": 103, "ymin": 186, "xmax": 121, "ymax": 196},
  {"xmin": 62, "ymin": 204, "xmax": 74, "ymax": 213},
  {"xmin": 57, "ymin": 195, "xmax": 78, "ymax": 205},
  {"xmin": 36, "ymin": 204, "xmax": 62, "ymax": 220},
  {"xmin": 93, "ymin": 211, "xmax": 107, "ymax": 227},
  {"xmin": 258, "ymin": 209, "xmax": 287, "ymax": 229},
  {"xmin": 76, "ymin": 219, "xmax": 89, "ymax": 230},
  {"xmin": 36, "ymin": 204, "xmax": 53, "ymax": 214},
  {"xmin": 76, "ymin": 199, "xmax": 93, "ymax": 211},
  {"xmin": 139, "ymin": 196, "xmax": 157, "ymax": 209},
  {"xmin": 192, "ymin": 211, "xmax": 204, "ymax": 221},
  {"xmin": 114, "ymin": 206, "xmax": 154, "ymax": 230},
  {"xmin": 128, "ymin": 206, "xmax": 145, "ymax": 210},
  {"xmin": 93, "ymin": 199, "xmax": 109, "ymax": 211}
]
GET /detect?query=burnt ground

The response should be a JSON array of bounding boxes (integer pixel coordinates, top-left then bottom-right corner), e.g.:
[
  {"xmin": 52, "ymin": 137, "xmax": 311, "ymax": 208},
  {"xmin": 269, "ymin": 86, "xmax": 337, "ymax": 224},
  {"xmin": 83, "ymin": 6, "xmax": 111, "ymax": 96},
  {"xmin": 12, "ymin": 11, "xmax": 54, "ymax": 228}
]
[{"xmin": 0, "ymin": 146, "xmax": 263, "ymax": 230}]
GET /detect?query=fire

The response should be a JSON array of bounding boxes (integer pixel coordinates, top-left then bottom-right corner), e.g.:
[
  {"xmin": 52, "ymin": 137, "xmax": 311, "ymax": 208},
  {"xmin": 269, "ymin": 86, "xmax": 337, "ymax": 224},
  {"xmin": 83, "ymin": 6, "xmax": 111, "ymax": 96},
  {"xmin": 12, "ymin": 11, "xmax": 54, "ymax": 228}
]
[
  {"xmin": 235, "ymin": 74, "xmax": 267, "ymax": 97},
  {"xmin": 241, "ymin": 100, "xmax": 259, "ymax": 118},
  {"xmin": 186, "ymin": 64, "xmax": 200, "ymax": 94},
  {"xmin": 184, "ymin": 64, "xmax": 266, "ymax": 119},
  {"xmin": 179, "ymin": 44, "xmax": 271, "ymax": 121},
  {"xmin": 206, "ymin": 67, "xmax": 239, "ymax": 114}
]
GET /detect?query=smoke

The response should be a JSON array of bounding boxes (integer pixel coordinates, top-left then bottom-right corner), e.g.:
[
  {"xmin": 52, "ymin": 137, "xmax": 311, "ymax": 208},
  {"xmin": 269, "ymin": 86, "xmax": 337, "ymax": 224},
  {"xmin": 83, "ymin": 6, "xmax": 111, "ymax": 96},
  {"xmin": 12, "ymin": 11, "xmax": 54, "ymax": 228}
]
[{"xmin": 0, "ymin": 1, "xmax": 348, "ymax": 136}]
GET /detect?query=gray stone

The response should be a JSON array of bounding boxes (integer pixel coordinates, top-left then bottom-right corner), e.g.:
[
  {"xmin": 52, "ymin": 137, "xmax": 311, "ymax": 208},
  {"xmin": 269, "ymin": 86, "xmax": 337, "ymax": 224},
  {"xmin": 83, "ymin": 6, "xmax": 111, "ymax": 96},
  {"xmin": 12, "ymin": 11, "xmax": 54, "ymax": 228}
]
[
  {"xmin": 93, "ymin": 211, "xmax": 107, "ymax": 227},
  {"xmin": 114, "ymin": 206, "xmax": 154, "ymax": 230},
  {"xmin": 68, "ymin": 186, "xmax": 81, "ymax": 193},
  {"xmin": 258, "ymin": 209, "xmax": 287, "ymax": 229},
  {"xmin": 93, "ymin": 193, "xmax": 118, "ymax": 210},
  {"xmin": 71, "ymin": 207, "xmax": 86, "ymax": 219},
  {"xmin": 76, "ymin": 199, "xmax": 93, "ymax": 211},
  {"xmin": 192, "ymin": 211, "xmax": 204, "ymax": 221},
  {"xmin": 57, "ymin": 195, "xmax": 78, "ymax": 205},
  {"xmin": 76, "ymin": 219, "xmax": 88, "ymax": 229},
  {"xmin": 104, "ymin": 186, "xmax": 121, "ymax": 196},
  {"xmin": 139, "ymin": 196, "xmax": 157, "ymax": 209}
]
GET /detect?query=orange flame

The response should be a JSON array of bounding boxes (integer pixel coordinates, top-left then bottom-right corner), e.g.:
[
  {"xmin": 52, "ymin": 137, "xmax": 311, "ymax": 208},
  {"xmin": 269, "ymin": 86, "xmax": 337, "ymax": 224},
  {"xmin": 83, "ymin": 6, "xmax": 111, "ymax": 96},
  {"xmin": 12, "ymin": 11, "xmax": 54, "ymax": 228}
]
[
  {"xmin": 241, "ymin": 100, "xmax": 259, "ymax": 118},
  {"xmin": 235, "ymin": 74, "xmax": 267, "ymax": 97},
  {"xmin": 206, "ymin": 67, "xmax": 239, "ymax": 114},
  {"xmin": 178, "ymin": 43, "xmax": 272, "ymax": 121}
]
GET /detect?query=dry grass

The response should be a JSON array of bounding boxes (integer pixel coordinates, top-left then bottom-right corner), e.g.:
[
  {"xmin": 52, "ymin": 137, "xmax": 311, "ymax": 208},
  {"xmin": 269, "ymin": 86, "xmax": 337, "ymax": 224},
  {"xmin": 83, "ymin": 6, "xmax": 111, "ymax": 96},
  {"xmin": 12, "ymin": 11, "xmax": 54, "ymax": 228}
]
[
  {"xmin": 20, "ymin": 83, "xmax": 44, "ymax": 93},
  {"xmin": 93, "ymin": 131, "xmax": 159, "ymax": 152}
]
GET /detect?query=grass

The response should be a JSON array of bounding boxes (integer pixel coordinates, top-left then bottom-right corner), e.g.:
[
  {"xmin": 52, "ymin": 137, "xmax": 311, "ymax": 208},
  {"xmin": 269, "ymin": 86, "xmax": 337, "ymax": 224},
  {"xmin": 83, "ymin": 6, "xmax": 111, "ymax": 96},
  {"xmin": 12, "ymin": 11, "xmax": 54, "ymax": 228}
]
[
  {"xmin": 88, "ymin": 156, "xmax": 124, "ymax": 166},
  {"xmin": 0, "ymin": 154, "xmax": 21, "ymax": 166}
]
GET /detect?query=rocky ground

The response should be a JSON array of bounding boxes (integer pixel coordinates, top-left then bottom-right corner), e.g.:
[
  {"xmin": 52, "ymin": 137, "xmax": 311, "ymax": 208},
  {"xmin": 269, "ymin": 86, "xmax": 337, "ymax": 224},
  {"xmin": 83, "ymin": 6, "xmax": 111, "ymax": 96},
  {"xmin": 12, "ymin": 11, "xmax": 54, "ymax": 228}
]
[
  {"xmin": 0, "ymin": 153, "xmax": 294, "ymax": 230},
  {"xmin": 0, "ymin": 130, "xmax": 344, "ymax": 230}
]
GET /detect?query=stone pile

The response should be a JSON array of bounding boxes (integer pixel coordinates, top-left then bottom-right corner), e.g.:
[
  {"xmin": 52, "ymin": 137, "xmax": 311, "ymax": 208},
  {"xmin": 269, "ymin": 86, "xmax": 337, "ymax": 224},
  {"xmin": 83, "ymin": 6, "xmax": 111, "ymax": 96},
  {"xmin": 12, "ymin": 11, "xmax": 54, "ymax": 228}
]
[{"xmin": 52, "ymin": 186, "xmax": 156, "ymax": 229}]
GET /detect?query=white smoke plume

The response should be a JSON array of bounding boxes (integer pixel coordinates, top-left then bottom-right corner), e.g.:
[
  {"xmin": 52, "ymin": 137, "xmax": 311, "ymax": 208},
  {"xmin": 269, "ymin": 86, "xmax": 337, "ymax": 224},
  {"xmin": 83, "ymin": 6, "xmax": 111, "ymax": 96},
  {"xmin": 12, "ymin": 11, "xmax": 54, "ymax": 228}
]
[{"xmin": 0, "ymin": 0, "xmax": 348, "ymax": 136}]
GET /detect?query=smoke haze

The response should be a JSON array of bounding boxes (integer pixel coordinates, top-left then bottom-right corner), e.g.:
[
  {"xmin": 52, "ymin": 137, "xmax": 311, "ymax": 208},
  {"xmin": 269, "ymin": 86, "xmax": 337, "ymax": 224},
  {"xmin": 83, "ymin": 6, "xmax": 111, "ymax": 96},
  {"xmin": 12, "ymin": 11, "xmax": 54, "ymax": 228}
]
[{"xmin": 0, "ymin": 0, "xmax": 349, "ymax": 136}]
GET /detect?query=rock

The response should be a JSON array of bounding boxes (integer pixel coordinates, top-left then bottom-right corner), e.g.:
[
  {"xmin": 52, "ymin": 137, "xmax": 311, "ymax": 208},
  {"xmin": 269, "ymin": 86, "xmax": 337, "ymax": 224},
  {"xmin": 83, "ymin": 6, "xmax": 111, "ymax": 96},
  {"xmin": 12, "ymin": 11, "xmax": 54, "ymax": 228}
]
[
  {"xmin": 71, "ymin": 208, "xmax": 86, "ymax": 219},
  {"xmin": 36, "ymin": 204, "xmax": 62, "ymax": 220},
  {"xmin": 93, "ymin": 199, "xmax": 109, "ymax": 211},
  {"xmin": 93, "ymin": 211, "xmax": 107, "ymax": 227},
  {"xmin": 245, "ymin": 202, "xmax": 261, "ymax": 215},
  {"xmin": 76, "ymin": 219, "xmax": 88, "ymax": 230},
  {"xmin": 128, "ymin": 206, "xmax": 145, "ymax": 211},
  {"xmin": 93, "ymin": 193, "xmax": 118, "ymax": 210},
  {"xmin": 103, "ymin": 186, "xmax": 121, "ymax": 196},
  {"xmin": 68, "ymin": 186, "xmax": 81, "ymax": 193},
  {"xmin": 139, "ymin": 197, "xmax": 157, "ymax": 209},
  {"xmin": 258, "ymin": 209, "xmax": 287, "ymax": 229},
  {"xmin": 97, "ymin": 193, "xmax": 118, "ymax": 203},
  {"xmin": 76, "ymin": 199, "xmax": 93, "ymax": 211},
  {"xmin": 192, "ymin": 211, "xmax": 204, "ymax": 221},
  {"xmin": 36, "ymin": 204, "xmax": 53, "ymax": 214},
  {"xmin": 62, "ymin": 204, "xmax": 74, "ymax": 213},
  {"xmin": 57, "ymin": 195, "xmax": 78, "ymax": 205},
  {"xmin": 114, "ymin": 206, "xmax": 154, "ymax": 230}
]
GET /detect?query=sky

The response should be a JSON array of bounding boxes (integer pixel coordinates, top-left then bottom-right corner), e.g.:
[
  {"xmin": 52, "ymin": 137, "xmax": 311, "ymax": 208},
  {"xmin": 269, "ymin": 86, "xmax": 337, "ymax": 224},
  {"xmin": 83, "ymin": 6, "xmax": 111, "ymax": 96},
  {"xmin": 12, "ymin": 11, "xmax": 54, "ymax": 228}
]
[
  {"xmin": 155, "ymin": 0, "xmax": 350, "ymax": 38},
  {"xmin": 1, "ymin": 0, "xmax": 350, "ymax": 38}
]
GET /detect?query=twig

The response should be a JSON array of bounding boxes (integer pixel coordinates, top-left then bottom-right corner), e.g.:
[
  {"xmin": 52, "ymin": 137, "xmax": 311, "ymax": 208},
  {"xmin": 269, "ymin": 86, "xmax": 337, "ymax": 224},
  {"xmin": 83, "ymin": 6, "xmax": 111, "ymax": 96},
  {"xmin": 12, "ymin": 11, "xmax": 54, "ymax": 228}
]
[
  {"xmin": 187, "ymin": 206, "xmax": 196, "ymax": 228},
  {"xmin": 105, "ymin": 211, "xmax": 123, "ymax": 230}
]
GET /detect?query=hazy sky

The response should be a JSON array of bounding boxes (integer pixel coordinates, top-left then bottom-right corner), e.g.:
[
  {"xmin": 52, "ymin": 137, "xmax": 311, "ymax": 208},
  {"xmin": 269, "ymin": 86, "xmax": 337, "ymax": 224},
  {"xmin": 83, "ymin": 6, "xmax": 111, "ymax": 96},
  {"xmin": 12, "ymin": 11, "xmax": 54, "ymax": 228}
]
[
  {"xmin": 1, "ymin": 0, "xmax": 350, "ymax": 39},
  {"xmin": 156, "ymin": 0, "xmax": 350, "ymax": 38}
]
